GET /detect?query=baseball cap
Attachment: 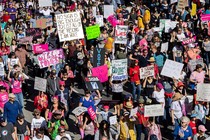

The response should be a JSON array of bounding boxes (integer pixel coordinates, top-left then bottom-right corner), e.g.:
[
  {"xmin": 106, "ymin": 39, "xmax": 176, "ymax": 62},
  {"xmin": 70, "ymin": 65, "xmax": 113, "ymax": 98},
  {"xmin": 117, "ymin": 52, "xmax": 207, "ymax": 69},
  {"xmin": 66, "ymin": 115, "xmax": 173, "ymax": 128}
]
[
  {"xmin": 198, "ymin": 125, "xmax": 207, "ymax": 132},
  {"xmin": 59, "ymin": 80, "xmax": 65, "ymax": 86},
  {"xmin": 103, "ymin": 105, "xmax": 109, "ymax": 110}
]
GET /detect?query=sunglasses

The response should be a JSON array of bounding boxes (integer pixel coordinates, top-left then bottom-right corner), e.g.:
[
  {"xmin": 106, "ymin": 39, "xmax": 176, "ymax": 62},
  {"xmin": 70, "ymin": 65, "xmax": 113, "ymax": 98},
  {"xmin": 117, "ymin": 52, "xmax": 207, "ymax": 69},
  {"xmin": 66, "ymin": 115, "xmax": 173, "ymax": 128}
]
[
  {"xmin": 60, "ymin": 131, "xmax": 65, "ymax": 133},
  {"xmin": 34, "ymin": 113, "xmax": 40, "ymax": 116}
]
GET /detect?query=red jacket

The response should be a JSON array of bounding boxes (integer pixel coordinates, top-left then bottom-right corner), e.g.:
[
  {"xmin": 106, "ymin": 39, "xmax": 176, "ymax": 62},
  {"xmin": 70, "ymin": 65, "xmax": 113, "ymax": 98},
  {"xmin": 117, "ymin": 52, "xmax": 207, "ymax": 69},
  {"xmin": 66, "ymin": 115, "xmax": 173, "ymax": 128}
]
[{"xmin": 129, "ymin": 66, "xmax": 140, "ymax": 82}]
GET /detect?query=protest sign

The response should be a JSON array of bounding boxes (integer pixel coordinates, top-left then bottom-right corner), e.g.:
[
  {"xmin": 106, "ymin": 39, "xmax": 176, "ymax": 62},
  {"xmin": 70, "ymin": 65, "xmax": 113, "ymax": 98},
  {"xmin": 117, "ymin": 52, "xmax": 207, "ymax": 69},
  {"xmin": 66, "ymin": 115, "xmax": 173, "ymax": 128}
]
[
  {"xmin": 26, "ymin": 28, "xmax": 42, "ymax": 39},
  {"xmin": 165, "ymin": 20, "xmax": 178, "ymax": 33},
  {"xmin": 109, "ymin": 116, "xmax": 117, "ymax": 125},
  {"xmin": 182, "ymin": 36, "xmax": 196, "ymax": 45},
  {"xmin": 208, "ymin": 22, "xmax": 210, "ymax": 36},
  {"xmin": 37, "ymin": 49, "xmax": 64, "ymax": 68},
  {"xmin": 93, "ymin": 47, "xmax": 105, "ymax": 67},
  {"xmin": 85, "ymin": 25, "xmax": 100, "ymax": 40},
  {"xmin": 34, "ymin": 77, "xmax": 47, "ymax": 92},
  {"xmin": 91, "ymin": 65, "xmax": 108, "ymax": 83},
  {"xmin": 33, "ymin": 44, "xmax": 49, "ymax": 54},
  {"xmin": 161, "ymin": 42, "xmax": 168, "ymax": 52},
  {"xmin": 161, "ymin": 59, "xmax": 184, "ymax": 79},
  {"xmin": 197, "ymin": 83, "xmax": 210, "ymax": 102},
  {"xmin": 129, "ymin": 107, "xmax": 138, "ymax": 118},
  {"xmin": 36, "ymin": 16, "xmax": 53, "ymax": 29},
  {"xmin": 177, "ymin": 0, "xmax": 186, "ymax": 11},
  {"xmin": 96, "ymin": 15, "xmax": 104, "ymax": 27},
  {"xmin": 72, "ymin": 106, "xmax": 87, "ymax": 116},
  {"xmin": 144, "ymin": 104, "xmax": 164, "ymax": 117},
  {"xmin": 191, "ymin": 2, "xmax": 197, "ymax": 16},
  {"xmin": 159, "ymin": 19, "xmax": 170, "ymax": 32},
  {"xmin": 140, "ymin": 65, "xmax": 154, "ymax": 79},
  {"xmin": 39, "ymin": 0, "xmax": 52, "ymax": 7},
  {"xmin": 170, "ymin": 0, "xmax": 178, "ymax": 4},
  {"xmin": 56, "ymin": 12, "xmax": 84, "ymax": 42},
  {"xmin": 111, "ymin": 59, "xmax": 128, "ymax": 80},
  {"xmin": 18, "ymin": 36, "xmax": 33, "ymax": 44},
  {"xmin": 88, "ymin": 106, "xmax": 96, "ymax": 120},
  {"xmin": 201, "ymin": 14, "xmax": 210, "ymax": 21},
  {"xmin": 84, "ymin": 77, "xmax": 103, "ymax": 91},
  {"xmin": 92, "ymin": 7, "xmax": 97, "ymax": 17},
  {"xmin": 104, "ymin": 5, "xmax": 114, "ymax": 18},
  {"xmin": 115, "ymin": 25, "xmax": 128, "ymax": 44},
  {"xmin": 188, "ymin": 58, "xmax": 204, "ymax": 72},
  {"xmin": 0, "ymin": 62, "xmax": 4, "ymax": 76}
]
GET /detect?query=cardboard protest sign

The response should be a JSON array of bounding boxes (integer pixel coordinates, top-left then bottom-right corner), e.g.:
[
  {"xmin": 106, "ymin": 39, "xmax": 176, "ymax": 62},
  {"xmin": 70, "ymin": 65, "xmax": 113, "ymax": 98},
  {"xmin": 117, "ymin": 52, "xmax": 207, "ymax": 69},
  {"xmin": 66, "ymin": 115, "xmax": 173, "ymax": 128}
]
[
  {"xmin": 104, "ymin": 5, "xmax": 114, "ymax": 18},
  {"xmin": 56, "ymin": 12, "xmax": 84, "ymax": 42},
  {"xmin": 39, "ymin": 0, "xmax": 52, "ymax": 7},
  {"xmin": 165, "ymin": 20, "xmax": 178, "ymax": 33},
  {"xmin": 111, "ymin": 59, "xmax": 128, "ymax": 80},
  {"xmin": 109, "ymin": 116, "xmax": 117, "ymax": 125},
  {"xmin": 84, "ymin": 77, "xmax": 103, "ymax": 91},
  {"xmin": 177, "ymin": 0, "xmax": 186, "ymax": 11},
  {"xmin": 26, "ymin": 28, "xmax": 42, "ymax": 39},
  {"xmin": 0, "ymin": 62, "xmax": 4, "ymax": 76},
  {"xmin": 86, "ymin": 25, "xmax": 100, "ymax": 40},
  {"xmin": 36, "ymin": 16, "xmax": 53, "ymax": 29},
  {"xmin": 115, "ymin": 25, "xmax": 128, "ymax": 44},
  {"xmin": 161, "ymin": 42, "xmax": 168, "ymax": 52},
  {"xmin": 93, "ymin": 47, "xmax": 105, "ymax": 67},
  {"xmin": 182, "ymin": 36, "xmax": 196, "ymax": 45},
  {"xmin": 161, "ymin": 59, "xmax": 184, "ymax": 79},
  {"xmin": 188, "ymin": 58, "xmax": 204, "ymax": 72},
  {"xmin": 33, "ymin": 44, "xmax": 49, "ymax": 54},
  {"xmin": 37, "ymin": 49, "xmax": 64, "ymax": 68},
  {"xmin": 96, "ymin": 15, "xmax": 104, "ymax": 27},
  {"xmin": 72, "ymin": 106, "xmax": 87, "ymax": 116},
  {"xmin": 197, "ymin": 83, "xmax": 210, "ymax": 102},
  {"xmin": 144, "ymin": 104, "xmax": 164, "ymax": 117},
  {"xmin": 34, "ymin": 77, "xmax": 47, "ymax": 92},
  {"xmin": 88, "ymin": 106, "xmax": 96, "ymax": 120},
  {"xmin": 91, "ymin": 65, "xmax": 108, "ymax": 83},
  {"xmin": 201, "ymin": 14, "xmax": 210, "ymax": 21},
  {"xmin": 140, "ymin": 65, "xmax": 154, "ymax": 79},
  {"xmin": 170, "ymin": 0, "xmax": 178, "ymax": 4}
]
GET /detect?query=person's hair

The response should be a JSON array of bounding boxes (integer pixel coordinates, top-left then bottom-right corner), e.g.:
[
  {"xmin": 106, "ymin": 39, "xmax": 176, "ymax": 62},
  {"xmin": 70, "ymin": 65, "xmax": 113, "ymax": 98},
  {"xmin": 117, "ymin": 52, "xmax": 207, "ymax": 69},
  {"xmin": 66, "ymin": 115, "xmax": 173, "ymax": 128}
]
[
  {"xmin": 9, "ymin": 52, "xmax": 16, "ymax": 58},
  {"xmin": 36, "ymin": 128, "xmax": 44, "ymax": 135},
  {"xmin": 130, "ymin": 60, "xmax": 136, "ymax": 68},
  {"xmin": 198, "ymin": 136, "xmax": 206, "ymax": 140},
  {"xmin": 99, "ymin": 120, "xmax": 110, "ymax": 139},
  {"xmin": 61, "ymin": 136, "xmax": 69, "ymax": 140}
]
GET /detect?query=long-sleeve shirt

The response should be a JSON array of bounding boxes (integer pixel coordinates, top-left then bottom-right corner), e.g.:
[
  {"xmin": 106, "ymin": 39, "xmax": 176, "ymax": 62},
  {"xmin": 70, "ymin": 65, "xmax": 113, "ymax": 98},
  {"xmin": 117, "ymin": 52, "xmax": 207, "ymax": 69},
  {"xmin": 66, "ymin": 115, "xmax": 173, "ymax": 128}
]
[
  {"xmin": 129, "ymin": 66, "xmax": 140, "ymax": 82},
  {"xmin": 4, "ymin": 101, "xmax": 22, "ymax": 124}
]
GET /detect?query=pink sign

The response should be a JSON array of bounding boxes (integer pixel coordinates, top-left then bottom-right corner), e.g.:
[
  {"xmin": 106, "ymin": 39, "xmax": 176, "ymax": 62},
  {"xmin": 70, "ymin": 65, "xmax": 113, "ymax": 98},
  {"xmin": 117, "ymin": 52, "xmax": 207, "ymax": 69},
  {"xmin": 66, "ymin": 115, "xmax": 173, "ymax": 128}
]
[
  {"xmin": 87, "ymin": 106, "xmax": 96, "ymax": 120},
  {"xmin": 201, "ymin": 14, "xmax": 210, "ymax": 21},
  {"xmin": 91, "ymin": 65, "xmax": 108, "ymax": 83},
  {"xmin": 37, "ymin": 49, "xmax": 64, "ymax": 69},
  {"xmin": 33, "ymin": 44, "xmax": 49, "ymax": 54},
  {"xmin": 182, "ymin": 36, "xmax": 196, "ymax": 45},
  {"xmin": 208, "ymin": 22, "xmax": 210, "ymax": 36}
]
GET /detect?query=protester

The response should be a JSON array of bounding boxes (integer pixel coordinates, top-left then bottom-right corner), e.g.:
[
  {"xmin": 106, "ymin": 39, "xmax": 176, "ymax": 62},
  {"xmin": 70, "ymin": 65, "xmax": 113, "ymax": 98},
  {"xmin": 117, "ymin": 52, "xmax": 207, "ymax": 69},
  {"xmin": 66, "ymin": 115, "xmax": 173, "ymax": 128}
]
[{"xmin": 0, "ymin": 116, "xmax": 16, "ymax": 140}]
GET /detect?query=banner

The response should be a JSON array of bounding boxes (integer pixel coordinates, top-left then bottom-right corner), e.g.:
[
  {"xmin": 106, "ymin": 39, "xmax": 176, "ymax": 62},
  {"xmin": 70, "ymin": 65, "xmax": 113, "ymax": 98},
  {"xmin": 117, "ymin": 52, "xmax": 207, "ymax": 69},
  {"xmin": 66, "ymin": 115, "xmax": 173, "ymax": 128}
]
[
  {"xmin": 93, "ymin": 47, "xmax": 105, "ymax": 67},
  {"xmin": 36, "ymin": 16, "xmax": 53, "ymax": 29},
  {"xmin": 84, "ymin": 77, "xmax": 103, "ymax": 91},
  {"xmin": 0, "ymin": 62, "xmax": 4, "ymax": 76},
  {"xmin": 96, "ymin": 15, "xmax": 104, "ymax": 27},
  {"xmin": 197, "ymin": 83, "xmax": 210, "ymax": 101},
  {"xmin": 37, "ymin": 49, "xmax": 64, "ymax": 68},
  {"xmin": 26, "ymin": 28, "xmax": 42, "ymax": 39},
  {"xmin": 144, "ymin": 104, "xmax": 164, "ymax": 117},
  {"xmin": 88, "ymin": 106, "xmax": 96, "ymax": 120},
  {"xmin": 161, "ymin": 59, "xmax": 184, "ymax": 79},
  {"xmin": 39, "ymin": 0, "xmax": 52, "ymax": 7},
  {"xmin": 188, "ymin": 58, "xmax": 204, "ymax": 72},
  {"xmin": 201, "ymin": 14, "xmax": 210, "ymax": 21},
  {"xmin": 140, "ymin": 65, "xmax": 154, "ymax": 79},
  {"xmin": 182, "ymin": 36, "xmax": 196, "ymax": 45},
  {"xmin": 111, "ymin": 59, "xmax": 128, "ymax": 80},
  {"xmin": 56, "ymin": 12, "xmax": 84, "ymax": 42},
  {"xmin": 33, "ymin": 44, "xmax": 49, "ymax": 54},
  {"xmin": 72, "ymin": 106, "xmax": 87, "ymax": 116},
  {"xmin": 104, "ymin": 5, "xmax": 114, "ymax": 18},
  {"xmin": 86, "ymin": 25, "xmax": 100, "ymax": 40},
  {"xmin": 34, "ymin": 77, "xmax": 47, "ymax": 92},
  {"xmin": 115, "ymin": 25, "xmax": 128, "ymax": 44},
  {"xmin": 91, "ymin": 65, "xmax": 108, "ymax": 83}
]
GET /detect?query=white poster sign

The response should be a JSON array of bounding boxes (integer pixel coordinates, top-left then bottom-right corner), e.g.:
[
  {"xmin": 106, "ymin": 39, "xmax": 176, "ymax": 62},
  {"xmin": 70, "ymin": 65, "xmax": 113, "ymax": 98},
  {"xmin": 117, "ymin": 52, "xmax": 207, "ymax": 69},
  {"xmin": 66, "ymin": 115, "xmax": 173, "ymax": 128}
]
[
  {"xmin": 165, "ymin": 20, "xmax": 178, "ymax": 33},
  {"xmin": 140, "ymin": 65, "xmax": 154, "ymax": 79},
  {"xmin": 72, "ymin": 106, "xmax": 88, "ymax": 116},
  {"xmin": 129, "ymin": 107, "xmax": 138, "ymax": 118},
  {"xmin": 56, "ymin": 12, "xmax": 84, "ymax": 42},
  {"xmin": 144, "ymin": 104, "xmax": 164, "ymax": 117},
  {"xmin": 39, "ymin": 0, "xmax": 52, "ymax": 7},
  {"xmin": 111, "ymin": 59, "xmax": 128, "ymax": 80},
  {"xmin": 34, "ymin": 77, "xmax": 47, "ymax": 92},
  {"xmin": 115, "ymin": 25, "xmax": 128, "ymax": 44},
  {"xmin": 161, "ymin": 59, "xmax": 184, "ymax": 79},
  {"xmin": 161, "ymin": 42, "xmax": 169, "ymax": 52},
  {"xmin": 0, "ymin": 62, "xmax": 4, "ymax": 76},
  {"xmin": 171, "ymin": 0, "xmax": 178, "ymax": 4},
  {"xmin": 197, "ymin": 83, "xmax": 210, "ymax": 102},
  {"xmin": 109, "ymin": 115, "xmax": 117, "ymax": 125},
  {"xmin": 92, "ymin": 7, "xmax": 97, "ymax": 17},
  {"xmin": 188, "ymin": 58, "xmax": 204, "ymax": 72},
  {"xmin": 96, "ymin": 15, "xmax": 104, "ymax": 27},
  {"xmin": 104, "ymin": 5, "xmax": 114, "ymax": 18}
]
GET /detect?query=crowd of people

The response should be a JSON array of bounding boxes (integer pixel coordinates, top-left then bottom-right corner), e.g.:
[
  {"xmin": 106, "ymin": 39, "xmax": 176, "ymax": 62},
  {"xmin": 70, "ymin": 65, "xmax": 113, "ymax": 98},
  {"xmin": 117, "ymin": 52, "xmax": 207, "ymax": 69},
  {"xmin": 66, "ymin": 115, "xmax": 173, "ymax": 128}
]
[{"xmin": 0, "ymin": 0, "xmax": 210, "ymax": 140}]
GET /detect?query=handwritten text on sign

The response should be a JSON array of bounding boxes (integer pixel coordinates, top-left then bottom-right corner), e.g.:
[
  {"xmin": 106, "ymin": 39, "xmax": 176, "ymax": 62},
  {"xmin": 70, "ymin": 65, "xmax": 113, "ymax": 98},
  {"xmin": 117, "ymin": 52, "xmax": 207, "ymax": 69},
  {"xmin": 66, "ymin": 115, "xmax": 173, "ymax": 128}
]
[
  {"xmin": 86, "ymin": 25, "xmax": 100, "ymax": 40},
  {"xmin": 37, "ymin": 49, "xmax": 64, "ymax": 68},
  {"xmin": 34, "ymin": 77, "xmax": 47, "ymax": 92},
  {"xmin": 140, "ymin": 65, "xmax": 154, "ymax": 79},
  {"xmin": 196, "ymin": 83, "xmax": 210, "ymax": 102},
  {"xmin": 144, "ymin": 104, "xmax": 164, "ymax": 117},
  {"xmin": 56, "ymin": 12, "xmax": 84, "ymax": 42},
  {"xmin": 115, "ymin": 25, "xmax": 128, "ymax": 44},
  {"xmin": 91, "ymin": 65, "xmax": 108, "ymax": 83},
  {"xmin": 111, "ymin": 59, "xmax": 128, "ymax": 80},
  {"xmin": 88, "ymin": 106, "xmax": 96, "ymax": 120},
  {"xmin": 33, "ymin": 44, "xmax": 49, "ymax": 54}
]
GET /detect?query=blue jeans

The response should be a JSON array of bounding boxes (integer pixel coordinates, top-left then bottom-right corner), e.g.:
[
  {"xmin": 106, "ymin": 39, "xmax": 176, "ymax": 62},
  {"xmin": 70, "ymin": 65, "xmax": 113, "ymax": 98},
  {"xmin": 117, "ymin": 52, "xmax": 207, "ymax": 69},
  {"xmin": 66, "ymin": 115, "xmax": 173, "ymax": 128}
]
[
  {"xmin": 15, "ymin": 92, "xmax": 24, "ymax": 107},
  {"xmin": 131, "ymin": 82, "xmax": 141, "ymax": 101},
  {"xmin": 1, "ymin": 55, "xmax": 8, "ymax": 70}
]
